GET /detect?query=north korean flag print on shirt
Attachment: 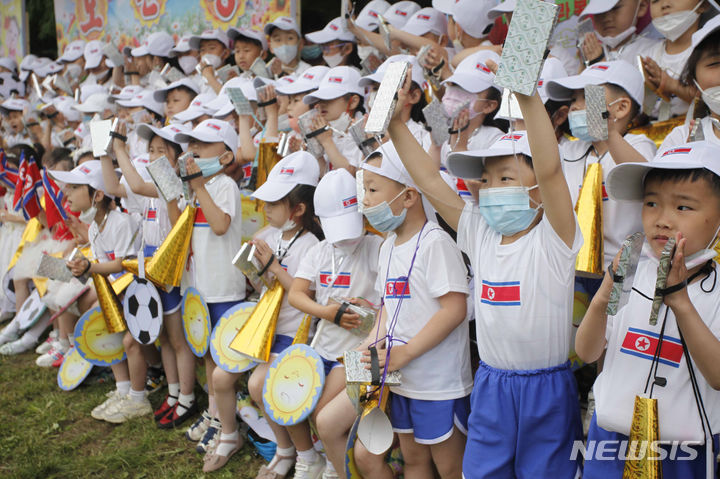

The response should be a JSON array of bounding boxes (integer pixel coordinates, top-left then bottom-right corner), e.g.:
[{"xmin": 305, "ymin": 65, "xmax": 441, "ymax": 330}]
[
  {"xmin": 319, "ymin": 272, "xmax": 351, "ymax": 288},
  {"xmin": 620, "ymin": 327, "xmax": 683, "ymax": 368},
  {"xmin": 480, "ymin": 280, "xmax": 521, "ymax": 306}
]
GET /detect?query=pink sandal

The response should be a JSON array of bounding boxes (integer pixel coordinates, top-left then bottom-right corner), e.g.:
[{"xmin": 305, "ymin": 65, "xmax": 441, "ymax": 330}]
[{"xmin": 202, "ymin": 436, "xmax": 244, "ymax": 472}]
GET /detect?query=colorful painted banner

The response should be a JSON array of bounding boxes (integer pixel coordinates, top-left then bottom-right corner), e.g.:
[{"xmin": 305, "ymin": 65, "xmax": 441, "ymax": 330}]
[
  {"xmin": 53, "ymin": 0, "xmax": 299, "ymax": 54},
  {"xmin": 0, "ymin": 0, "xmax": 28, "ymax": 64}
]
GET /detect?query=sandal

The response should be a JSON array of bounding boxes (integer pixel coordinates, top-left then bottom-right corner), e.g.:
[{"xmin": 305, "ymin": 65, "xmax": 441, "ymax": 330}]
[
  {"xmin": 254, "ymin": 454, "xmax": 296, "ymax": 479},
  {"xmin": 202, "ymin": 436, "xmax": 244, "ymax": 472}
]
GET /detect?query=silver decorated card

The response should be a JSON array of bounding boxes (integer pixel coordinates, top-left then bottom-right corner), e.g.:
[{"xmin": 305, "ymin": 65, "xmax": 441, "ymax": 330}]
[
  {"xmin": 365, "ymin": 61, "xmax": 408, "ymax": 135},
  {"xmin": 607, "ymin": 232, "xmax": 644, "ymax": 316},
  {"xmin": 146, "ymin": 155, "xmax": 183, "ymax": 202}
]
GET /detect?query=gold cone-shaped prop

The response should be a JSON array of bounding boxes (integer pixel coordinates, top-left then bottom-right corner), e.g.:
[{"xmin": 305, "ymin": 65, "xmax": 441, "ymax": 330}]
[
  {"xmin": 623, "ymin": 396, "xmax": 663, "ymax": 479},
  {"xmin": 229, "ymin": 280, "xmax": 284, "ymax": 363},
  {"xmin": 121, "ymin": 257, "xmax": 148, "ymax": 278},
  {"xmin": 257, "ymin": 141, "xmax": 280, "ymax": 190},
  {"xmin": 111, "ymin": 272, "xmax": 134, "ymax": 296},
  {"xmin": 575, "ymin": 162, "xmax": 604, "ymax": 277},
  {"xmin": 7, "ymin": 218, "xmax": 43, "ymax": 271},
  {"xmin": 144, "ymin": 205, "xmax": 196, "ymax": 287},
  {"xmin": 92, "ymin": 271, "xmax": 126, "ymax": 333},
  {"xmin": 291, "ymin": 314, "xmax": 312, "ymax": 346}
]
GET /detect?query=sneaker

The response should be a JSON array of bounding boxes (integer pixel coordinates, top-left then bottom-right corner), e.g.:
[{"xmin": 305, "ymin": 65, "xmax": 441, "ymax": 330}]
[
  {"xmin": 52, "ymin": 346, "xmax": 71, "ymax": 367},
  {"xmin": 145, "ymin": 366, "xmax": 165, "ymax": 394},
  {"xmin": 186, "ymin": 409, "xmax": 211, "ymax": 442},
  {"xmin": 36, "ymin": 331, "xmax": 58, "ymax": 354},
  {"xmin": 36, "ymin": 348, "xmax": 65, "ymax": 367},
  {"xmin": 103, "ymin": 396, "xmax": 153, "ymax": 424},
  {"xmin": 321, "ymin": 467, "xmax": 339, "ymax": 479},
  {"xmin": 0, "ymin": 338, "xmax": 33, "ymax": 355},
  {"xmin": 153, "ymin": 395, "xmax": 177, "ymax": 421},
  {"xmin": 0, "ymin": 330, "xmax": 19, "ymax": 347},
  {"xmin": 91, "ymin": 390, "xmax": 124, "ymax": 420},
  {"xmin": 157, "ymin": 400, "xmax": 198, "ymax": 429},
  {"xmin": 196, "ymin": 417, "xmax": 221, "ymax": 454},
  {"xmin": 293, "ymin": 456, "xmax": 326, "ymax": 479}
]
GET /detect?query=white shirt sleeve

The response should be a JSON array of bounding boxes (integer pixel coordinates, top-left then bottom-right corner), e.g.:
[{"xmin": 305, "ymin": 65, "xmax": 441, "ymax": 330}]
[{"xmin": 419, "ymin": 229, "xmax": 469, "ymax": 299}]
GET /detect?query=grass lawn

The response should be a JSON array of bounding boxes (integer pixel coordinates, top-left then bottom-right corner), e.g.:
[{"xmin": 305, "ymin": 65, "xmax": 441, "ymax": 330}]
[{"xmin": 0, "ymin": 351, "xmax": 266, "ymax": 479}]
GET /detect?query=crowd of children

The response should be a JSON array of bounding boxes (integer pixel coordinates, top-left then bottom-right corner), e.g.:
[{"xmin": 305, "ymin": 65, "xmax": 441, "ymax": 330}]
[{"xmin": 0, "ymin": 0, "xmax": 719, "ymax": 477}]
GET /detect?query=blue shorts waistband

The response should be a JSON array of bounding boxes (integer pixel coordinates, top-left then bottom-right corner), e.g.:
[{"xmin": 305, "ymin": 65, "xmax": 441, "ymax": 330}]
[{"xmin": 478, "ymin": 360, "xmax": 571, "ymax": 377}]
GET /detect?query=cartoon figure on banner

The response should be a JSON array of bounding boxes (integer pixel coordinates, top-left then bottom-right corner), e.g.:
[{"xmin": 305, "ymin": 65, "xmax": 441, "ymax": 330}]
[
  {"xmin": 202, "ymin": 0, "xmax": 241, "ymax": 26},
  {"xmin": 3, "ymin": 17, "xmax": 20, "ymax": 60},
  {"xmin": 76, "ymin": 0, "xmax": 109, "ymax": 39},
  {"xmin": 131, "ymin": 0, "xmax": 167, "ymax": 28}
]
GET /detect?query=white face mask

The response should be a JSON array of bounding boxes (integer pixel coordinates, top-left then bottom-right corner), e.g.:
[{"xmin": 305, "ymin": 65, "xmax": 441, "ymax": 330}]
[
  {"xmin": 280, "ymin": 219, "xmax": 297, "ymax": 232},
  {"xmin": 79, "ymin": 196, "xmax": 97, "ymax": 225},
  {"xmin": 274, "ymin": 44, "xmax": 298, "ymax": 65},
  {"xmin": 178, "ymin": 56, "xmax": 199, "ymax": 75},
  {"xmin": 366, "ymin": 90, "xmax": 378, "ymax": 110},
  {"xmin": 357, "ymin": 45, "xmax": 379, "ymax": 61},
  {"xmin": 329, "ymin": 112, "xmax": 351, "ymax": 133},
  {"xmin": 323, "ymin": 52, "xmax": 344, "ymax": 68},
  {"xmin": 652, "ymin": 1, "xmax": 702, "ymax": 42},
  {"xmin": 694, "ymin": 81, "xmax": 720, "ymax": 115},
  {"xmin": 201, "ymin": 54, "xmax": 223, "ymax": 69},
  {"xmin": 452, "ymin": 38, "xmax": 464, "ymax": 51},
  {"xmin": 596, "ymin": 0, "xmax": 641, "ymax": 49}
]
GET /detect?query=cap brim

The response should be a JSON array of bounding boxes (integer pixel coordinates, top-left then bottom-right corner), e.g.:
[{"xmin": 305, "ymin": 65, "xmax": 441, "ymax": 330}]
[
  {"xmin": 544, "ymin": 75, "xmax": 602, "ymax": 101},
  {"xmin": 580, "ymin": 0, "xmax": 620, "ymax": 18},
  {"xmin": 174, "ymin": 108, "xmax": 207, "ymax": 122},
  {"xmin": 446, "ymin": 147, "xmax": 519, "ymax": 179},
  {"xmin": 135, "ymin": 124, "xmax": 162, "ymax": 142},
  {"xmin": 48, "ymin": 169, "xmax": 91, "ymax": 187},
  {"xmin": 131, "ymin": 45, "xmax": 149, "ymax": 57},
  {"xmin": 276, "ymin": 81, "xmax": 316, "ymax": 96},
  {"xmin": 606, "ymin": 160, "xmax": 709, "ymax": 202},
  {"xmin": 443, "ymin": 73, "xmax": 495, "ymax": 94},
  {"xmin": 84, "ymin": 56, "xmax": 102, "ymax": 70},
  {"xmin": 319, "ymin": 212, "xmax": 364, "ymax": 243},
  {"xmin": 251, "ymin": 180, "xmax": 295, "ymax": 202},
  {"xmin": 304, "ymin": 86, "xmax": 357, "ymax": 104}
]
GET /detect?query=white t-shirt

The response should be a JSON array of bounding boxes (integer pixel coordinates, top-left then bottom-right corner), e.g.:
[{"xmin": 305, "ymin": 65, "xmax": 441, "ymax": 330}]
[
  {"xmin": 255, "ymin": 227, "xmax": 320, "ymax": 337},
  {"xmin": 89, "ymin": 209, "xmax": 136, "ymax": 263},
  {"xmin": 185, "ymin": 174, "xmax": 246, "ymax": 303},
  {"xmin": 594, "ymin": 257, "xmax": 720, "ymax": 442},
  {"xmin": 295, "ymin": 235, "xmax": 383, "ymax": 360},
  {"xmin": 458, "ymin": 204, "xmax": 583, "ymax": 370},
  {"xmin": 440, "ymin": 125, "xmax": 504, "ymax": 169},
  {"xmin": 561, "ymin": 134, "xmax": 656, "ymax": 266},
  {"xmin": 647, "ymin": 41, "xmax": 692, "ymax": 119},
  {"xmin": 659, "ymin": 116, "xmax": 720, "ymax": 152},
  {"xmin": 604, "ymin": 34, "xmax": 661, "ymax": 65},
  {"xmin": 375, "ymin": 223, "xmax": 472, "ymax": 401}
]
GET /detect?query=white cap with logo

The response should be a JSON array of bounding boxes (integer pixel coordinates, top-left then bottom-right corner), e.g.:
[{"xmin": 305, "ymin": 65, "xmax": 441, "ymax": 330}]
[
  {"xmin": 314, "ymin": 168, "xmax": 364, "ymax": 243},
  {"xmin": 252, "ymin": 151, "xmax": 320, "ymax": 202},
  {"xmin": 174, "ymin": 119, "xmax": 238, "ymax": 153},
  {"xmin": 303, "ymin": 66, "xmax": 364, "ymax": 104}
]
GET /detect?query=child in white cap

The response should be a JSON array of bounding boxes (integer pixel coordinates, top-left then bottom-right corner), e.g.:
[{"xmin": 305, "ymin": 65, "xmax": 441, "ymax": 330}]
[
  {"xmin": 191, "ymin": 28, "xmax": 232, "ymax": 94},
  {"xmin": 228, "ymin": 27, "xmax": 267, "ymax": 74},
  {"xmin": 265, "ymin": 16, "xmax": 311, "ymax": 76},
  {"xmin": 305, "ymin": 17, "xmax": 360, "ymax": 70}
]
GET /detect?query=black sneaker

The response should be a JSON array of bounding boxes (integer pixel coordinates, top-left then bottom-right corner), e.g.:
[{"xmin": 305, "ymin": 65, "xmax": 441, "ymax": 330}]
[{"xmin": 145, "ymin": 366, "xmax": 165, "ymax": 394}]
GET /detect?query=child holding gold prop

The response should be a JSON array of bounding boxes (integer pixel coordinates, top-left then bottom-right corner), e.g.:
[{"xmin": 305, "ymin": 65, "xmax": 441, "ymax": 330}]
[
  {"xmin": 387, "ymin": 59, "xmax": 583, "ymax": 477},
  {"xmin": 171, "ymin": 119, "xmax": 247, "ymax": 457},
  {"xmin": 352, "ymin": 141, "xmax": 470, "ymax": 479},
  {"xmin": 212, "ymin": 151, "xmax": 321, "ymax": 475},
  {"xmin": 288, "ymin": 168, "xmax": 383, "ymax": 479},
  {"xmin": 102, "ymin": 120, "xmax": 198, "ymax": 428},
  {"xmin": 54, "ymin": 161, "xmax": 144, "ymax": 422},
  {"xmin": 576, "ymin": 142, "xmax": 720, "ymax": 478}
]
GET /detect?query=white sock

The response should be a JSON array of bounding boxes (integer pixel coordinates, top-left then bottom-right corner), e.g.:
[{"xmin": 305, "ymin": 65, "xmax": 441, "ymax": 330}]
[
  {"xmin": 116, "ymin": 380, "xmax": 131, "ymax": 396},
  {"xmin": 269, "ymin": 446, "xmax": 296, "ymax": 475},
  {"xmin": 208, "ymin": 394, "xmax": 217, "ymax": 418},
  {"xmin": 214, "ymin": 430, "xmax": 239, "ymax": 456},
  {"xmin": 167, "ymin": 383, "xmax": 179, "ymax": 406},
  {"xmin": 129, "ymin": 388, "xmax": 146, "ymax": 403},
  {"xmin": 0, "ymin": 318, "xmax": 20, "ymax": 338},
  {"xmin": 175, "ymin": 392, "xmax": 195, "ymax": 415},
  {"xmin": 297, "ymin": 448, "xmax": 320, "ymax": 464},
  {"xmin": 324, "ymin": 460, "xmax": 336, "ymax": 473},
  {"xmin": 57, "ymin": 337, "xmax": 70, "ymax": 352},
  {"xmin": 49, "ymin": 329, "xmax": 58, "ymax": 340}
]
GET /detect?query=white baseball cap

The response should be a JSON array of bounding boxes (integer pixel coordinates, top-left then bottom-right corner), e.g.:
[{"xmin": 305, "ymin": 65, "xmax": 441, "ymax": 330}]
[
  {"xmin": 488, "ymin": 0, "xmax": 516, "ymax": 20},
  {"xmin": 79, "ymin": 83, "xmax": 107, "ymax": 103},
  {"xmin": 168, "ymin": 35, "xmax": 194, "ymax": 57},
  {"xmin": 544, "ymin": 60, "xmax": 644, "ymax": 106},
  {"xmin": 447, "ymin": 131, "xmax": 535, "ymax": 179},
  {"xmin": 49, "ymin": 160, "xmax": 108, "ymax": 194},
  {"xmin": 228, "ymin": 27, "xmax": 268, "ymax": 51},
  {"xmin": 73, "ymin": 92, "xmax": 110, "ymax": 114},
  {"xmin": 59, "ymin": 40, "xmax": 86, "ymax": 63},
  {"xmin": 264, "ymin": 16, "xmax": 301, "ymax": 36},
  {"xmin": 443, "ymin": 50, "xmax": 500, "ymax": 93},
  {"xmin": 276, "ymin": 66, "xmax": 330, "ymax": 95},
  {"xmin": 692, "ymin": 14, "xmax": 720, "ymax": 49},
  {"xmin": 35, "ymin": 61, "xmax": 63, "ymax": 78},
  {"xmin": 130, "ymin": 32, "xmax": 175, "ymax": 58},
  {"xmin": 432, "ymin": 0, "xmax": 454, "ymax": 14},
  {"xmin": 175, "ymin": 119, "xmax": 238, "ymax": 153},
  {"xmin": 579, "ymin": 0, "xmax": 622, "ymax": 19},
  {"xmin": 304, "ymin": 66, "xmax": 364, "ymax": 104},
  {"xmin": 173, "ymin": 92, "xmax": 219, "ymax": 123},
  {"xmin": 116, "ymin": 89, "xmax": 164, "ymax": 116},
  {"xmin": 401, "ymin": 7, "xmax": 447, "ymax": 37},
  {"xmin": 190, "ymin": 29, "xmax": 230, "ymax": 50},
  {"xmin": 384, "ymin": 1, "xmax": 422, "ymax": 28},
  {"xmin": 314, "ymin": 168, "xmax": 364, "ymax": 243},
  {"xmin": 84, "ymin": 41, "xmax": 105, "ymax": 70},
  {"xmin": 536, "ymin": 57, "xmax": 570, "ymax": 102},
  {"xmin": 359, "ymin": 55, "xmax": 424, "ymax": 88},
  {"xmin": 356, "ymin": 0, "xmax": 392, "ymax": 31},
  {"xmin": 153, "ymin": 78, "xmax": 201, "ymax": 103},
  {"xmin": 219, "ymin": 76, "xmax": 258, "ymax": 101},
  {"xmin": 305, "ymin": 17, "xmax": 356, "ymax": 44},
  {"xmin": 109, "ymin": 85, "xmax": 143, "ymax": 103},
  {"xmin": 252, "ymin": 151, "xmax": 320, "ymax": 202},
  {"xmin": 0, "ymin": 98, "xmax": 28, "ymax": 115},
  {"xmin": 0, "ymin": 57, "xmax": 17, "ymax": 72},
  {"xmin": 53, "ymin": 96, "xmax": 81, "ymax": 122},
  {"xmin": 607, "ymin": 142, "xmax": 720, "ymax": 202},
  {"xmin": 136, "ymin": 122, "xmax": 191, "ymax": 150},
  {"xmin": 451, "ymin": 0, "xmax": 496, "ymax": 39}
]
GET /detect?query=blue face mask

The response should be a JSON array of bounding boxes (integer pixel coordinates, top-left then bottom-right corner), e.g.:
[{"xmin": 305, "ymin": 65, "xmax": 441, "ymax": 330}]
[
  {"xmin": 195, "ymin": 155, "xmax": 224, "ymax": 177},
  {"xmin": 301, "ymin": 45, "xmax": 322, "ymax": 61},
  {"xmin": 568, "ymin": 110, "xmax": 595, "ymax": 142},
  {"xmin": 363, "ymin": 188, "xmax": 407, "ymax": 232},
  {"xmin": 477, "ymin": 185, "xmax": 542, "ymax": 236}
]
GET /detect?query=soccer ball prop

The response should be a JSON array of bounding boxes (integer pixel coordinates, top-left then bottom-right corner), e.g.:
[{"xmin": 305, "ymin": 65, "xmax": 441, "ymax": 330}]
[
  {"xmin": 16, "ymin": 289, "xmax": 47, "ymax": 329},
  {"xmin": 123, "ymin": 278, "xmax": 163, "ymax": 344}
]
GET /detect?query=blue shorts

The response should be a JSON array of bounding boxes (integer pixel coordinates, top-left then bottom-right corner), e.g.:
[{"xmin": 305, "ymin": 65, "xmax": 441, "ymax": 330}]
[
  {"xmin": 584, "ymin": 412, "xmax": 718, "ymax": 479},
  {"xmin": 207, "ymin": 301, "xmax": 239, "ymax": 328},
  {"xmin": 270, "ymin": 334, "xmax": 293, "ymax": 356},
  {"xmin": 159, "ymin": 287, "xmax": 182, "ymax": 314},
  {"xmin": 390, "ymin": 394, "xmax": 470, "ymax": 445},
  {"xmin": 463, "ymin": 360, "xmax": 582, "ymax": 479},
  {"xmin": 320, "ymin": 357, "xmax": 341, "ymax": 377}
]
